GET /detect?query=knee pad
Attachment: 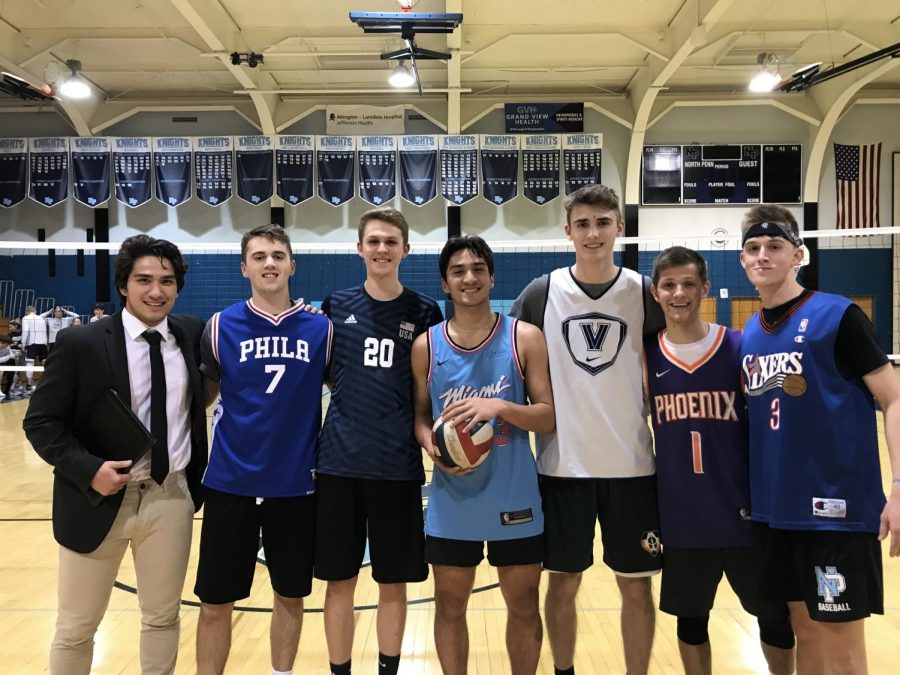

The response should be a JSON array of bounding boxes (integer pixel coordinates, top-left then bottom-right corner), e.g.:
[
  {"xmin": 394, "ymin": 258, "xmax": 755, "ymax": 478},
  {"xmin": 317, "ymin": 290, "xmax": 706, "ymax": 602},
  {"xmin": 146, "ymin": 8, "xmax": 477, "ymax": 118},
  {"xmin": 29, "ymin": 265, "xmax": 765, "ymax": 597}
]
[
  {"xmin": 759, "ymin": 615, "xmax": 795, "ymax": 650},
  {"xmin": 676, "ymin": 615, "xmax": 710, "ymax": 646}
]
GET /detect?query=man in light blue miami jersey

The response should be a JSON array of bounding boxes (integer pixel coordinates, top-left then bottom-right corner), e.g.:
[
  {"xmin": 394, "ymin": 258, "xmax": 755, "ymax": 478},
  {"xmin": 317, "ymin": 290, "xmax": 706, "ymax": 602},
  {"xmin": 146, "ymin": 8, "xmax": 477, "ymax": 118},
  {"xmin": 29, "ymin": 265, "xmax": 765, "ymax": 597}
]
[
  {"xmin": 412, "ymin": 236, "xmax": 554, "ymax": 675},
  {"xmin": 315, "ymin": 207, "xmax": 442, "ymax": 675},
  {"xmin": 739, "ymin": 204, "xmax": 900, "ymax": 675},
  {"xmin": 194, "ymin": 224, "xmax": 332, "ymax": 675}
]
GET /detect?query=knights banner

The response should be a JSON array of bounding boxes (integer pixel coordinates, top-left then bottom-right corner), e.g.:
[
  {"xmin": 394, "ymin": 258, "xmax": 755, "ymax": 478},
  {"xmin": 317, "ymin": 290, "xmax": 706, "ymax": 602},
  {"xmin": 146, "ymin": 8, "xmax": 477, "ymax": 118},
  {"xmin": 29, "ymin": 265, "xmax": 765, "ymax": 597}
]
[
  {"xmin": 29, "ymin": 137, "xmax": 69, "ymax": 207},
  {"xmin": 480, "ymin": 135, "xmax": 519, "ymax": 205},
  {"xmin": 317, "ymin": 136, "xmax": 355, "ymax": 207},
  {"xmin": 71, "ymin": 137, "xmax": 111, "ymax": 207},
  {"xmin": 522, "ymin": 134, "xmax": 560, "ymax": 206},
  {"xmin": 154, "ymin": 137, "xmax": 192, "ymax": 207},
  {"xmin": 113, "ymin": 137, "xmax": 152, "ymax": 208},
  {"xmin": 563, "ymin": 133, "xmax": 602, "ymax": 195},
  {"xmin": 399, "ymin": 135, "xmax": 437, "ymax": 206},
  {"xmin": 439, "ymin": 135, "xmax": 479, "ymax": 205},
  {"xmin": 193, "ymin": 136, "xmax": 233, "ymax": 206},
  {"xmin": 275, "ymin": 135, "xmax": 315, "ymax": 205},
  {"xmin": 0, "ymin": 138, "xmax": 27, "ymax": 208},
  {"xmin": 235, "ymin": 135, "xmax": 274, "ymax": 205},
  {"xmin": 358, "ymin": 135, "xmax": 396, "ymax": 206}
]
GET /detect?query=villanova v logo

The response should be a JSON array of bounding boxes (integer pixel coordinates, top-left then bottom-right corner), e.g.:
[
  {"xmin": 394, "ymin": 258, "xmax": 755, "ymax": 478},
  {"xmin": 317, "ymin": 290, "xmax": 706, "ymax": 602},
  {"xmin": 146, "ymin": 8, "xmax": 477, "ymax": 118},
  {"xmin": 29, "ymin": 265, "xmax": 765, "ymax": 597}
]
[{"xmin": 562, "ymin": 312, "xmax": 627, "ymax": 375}]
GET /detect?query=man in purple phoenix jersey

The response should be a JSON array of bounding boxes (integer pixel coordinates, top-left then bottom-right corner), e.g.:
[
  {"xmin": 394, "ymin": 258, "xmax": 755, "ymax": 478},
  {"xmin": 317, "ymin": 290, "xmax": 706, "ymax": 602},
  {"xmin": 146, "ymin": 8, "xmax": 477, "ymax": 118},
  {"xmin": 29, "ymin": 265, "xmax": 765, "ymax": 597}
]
[
  {"xmin": 315, "ymin": 208, "xmax": 442, "ymax": 675},
  {"xmin": 646, "ymin": 246, "xmax": 794, "ymax": 675}
]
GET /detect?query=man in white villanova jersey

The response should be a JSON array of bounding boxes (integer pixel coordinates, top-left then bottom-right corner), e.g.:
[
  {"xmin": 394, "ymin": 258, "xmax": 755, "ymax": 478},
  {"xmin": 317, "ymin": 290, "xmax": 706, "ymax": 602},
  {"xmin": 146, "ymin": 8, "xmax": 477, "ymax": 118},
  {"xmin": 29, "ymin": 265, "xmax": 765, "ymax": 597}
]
[
  {"xmin": 510, "ymin": 184, "xmax": 665, "ymax": 675},
  {"xmin": 194, "ymin": 224, "xmax": 332, "ymax": 675},
  {"xmin": 315, "ymin": 208, "xmax": 443, "ymax": 675}
]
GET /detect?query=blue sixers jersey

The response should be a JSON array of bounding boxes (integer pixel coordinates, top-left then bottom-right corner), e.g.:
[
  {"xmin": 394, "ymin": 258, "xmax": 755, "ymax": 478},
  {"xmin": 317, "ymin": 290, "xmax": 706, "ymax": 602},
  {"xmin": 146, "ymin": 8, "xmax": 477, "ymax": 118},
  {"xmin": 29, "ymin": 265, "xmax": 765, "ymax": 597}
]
[
  {"xmin": 317, "ymin": 285, "xmax": 443, "ymax": 481},
  {"xmin": 742, "ymin": 292, "xmax": 884, "ymax": 533},
  {"xmin": 203, "ymin": 300, "xmax": 332, "ymax": 497},
  {"xmin": 645, "ymin": 326, "xmax": 752, "ymax": 548},
  {"xmin": 426, "ymin": 315, "xmax": 543, "ymax": 541}
]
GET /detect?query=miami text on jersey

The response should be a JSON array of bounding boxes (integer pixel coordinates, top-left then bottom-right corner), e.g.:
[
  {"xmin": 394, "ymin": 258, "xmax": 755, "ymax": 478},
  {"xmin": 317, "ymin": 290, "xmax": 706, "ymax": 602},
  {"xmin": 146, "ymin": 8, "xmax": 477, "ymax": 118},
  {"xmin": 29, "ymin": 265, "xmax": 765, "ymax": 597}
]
[{"xmin": 437, "ymin": 374, "xmax": 512, "ymax": 407}]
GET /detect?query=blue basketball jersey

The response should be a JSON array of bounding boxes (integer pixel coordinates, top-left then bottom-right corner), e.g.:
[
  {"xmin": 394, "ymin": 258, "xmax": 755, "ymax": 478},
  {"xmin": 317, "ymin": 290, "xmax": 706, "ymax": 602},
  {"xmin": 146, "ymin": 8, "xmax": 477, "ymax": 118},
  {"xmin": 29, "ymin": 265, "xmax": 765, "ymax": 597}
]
[
  {"xmin": 317, "ymin": 285, "xmax": 443, "ymax": 481},
  {"xmin": 426, "ymin": 314, "xmax": 543, "ymax": 542},
  {"xmin": 741, "ymin": 292, "xmax": 885, "ymax": 533},
  {"xmin": 645, "ymin": 325, "xmax": 752, "ymax": 548},
  {"xmin": 203, "ymin": 300, "xmax": 332, "ymax": 497}
]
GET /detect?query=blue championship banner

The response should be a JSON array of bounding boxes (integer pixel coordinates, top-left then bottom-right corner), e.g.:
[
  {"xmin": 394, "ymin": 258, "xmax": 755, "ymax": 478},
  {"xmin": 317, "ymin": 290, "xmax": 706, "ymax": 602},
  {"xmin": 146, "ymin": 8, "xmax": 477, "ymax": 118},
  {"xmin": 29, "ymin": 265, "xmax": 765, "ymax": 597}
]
[
  {"xmin": 399, "ymin": 135, "xmax": 437, "ymax": 206},
  {"xmin": 317, "ymin": 136, "xmax": 355, "ymax": 207},
  {"xmin": 154, "ymin": 137, "xmax": 192, "ymax": 207},
  {"xmin": 193, "ymin": 136, "xmax": 232, "ymax": 206},
  {"xmin": 235, "ymin": 135, "xmax": 274, "ymax": 205},
  {"xmin": 275, "ymin": 135, "xmax": 314, "ymax": 205},
  {"xmin": 358, "ymin": 135, "xmax": 397, "ymax": 206},
  {"xmin": 29, "ymin": 137, "xmax": 69, "ymax": 207},
  {"xmin": 72, "ymin": 137, "xmax": 111, "ymax": 207},
  {"xmin": 480, "ymin": 135, "xmax": 519, "ymax": 205},
  {"xmin": 439, "ymin": 135, "xmax": 478, "ymax": 205},
  {"xmin": 563, "ymin": 133, "xmax": 602, "ymax": 195},
  {"xmin": 522, "ymin": 134, "xmax": 560, "ymax": 206},
  {"xmin": 0, "ymin": 138, "xmax": 27, "ymax": 208},
  {"xmin": 113, "ymin": 137, "xmax": 152, "ymax": 208}
]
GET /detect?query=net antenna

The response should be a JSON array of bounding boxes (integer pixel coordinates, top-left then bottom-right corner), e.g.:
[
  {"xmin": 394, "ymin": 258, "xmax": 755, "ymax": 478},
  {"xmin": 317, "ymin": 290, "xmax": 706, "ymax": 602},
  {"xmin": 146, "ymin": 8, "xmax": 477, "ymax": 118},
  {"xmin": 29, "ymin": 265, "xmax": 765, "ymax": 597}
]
[{"xmin": 349, "ymin": 10, "xmax": 463, "ymax": 95}]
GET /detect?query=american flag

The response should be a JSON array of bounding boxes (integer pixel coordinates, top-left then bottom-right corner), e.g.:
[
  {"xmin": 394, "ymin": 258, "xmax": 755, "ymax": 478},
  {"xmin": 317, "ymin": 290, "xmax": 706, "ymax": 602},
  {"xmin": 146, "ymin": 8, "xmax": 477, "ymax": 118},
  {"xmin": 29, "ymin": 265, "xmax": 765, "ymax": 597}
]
[{"xmin": 834, "ymin": 142, "xmax": 881, "ymax": 229}]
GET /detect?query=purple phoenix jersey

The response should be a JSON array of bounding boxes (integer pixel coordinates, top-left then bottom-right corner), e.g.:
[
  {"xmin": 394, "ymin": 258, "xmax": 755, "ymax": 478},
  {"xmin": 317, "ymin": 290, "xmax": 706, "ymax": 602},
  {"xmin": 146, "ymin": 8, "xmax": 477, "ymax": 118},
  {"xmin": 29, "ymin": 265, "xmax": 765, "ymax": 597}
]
[{"xmin": 645, "ymin": 325, "xmax": 752, "ymax": 548}]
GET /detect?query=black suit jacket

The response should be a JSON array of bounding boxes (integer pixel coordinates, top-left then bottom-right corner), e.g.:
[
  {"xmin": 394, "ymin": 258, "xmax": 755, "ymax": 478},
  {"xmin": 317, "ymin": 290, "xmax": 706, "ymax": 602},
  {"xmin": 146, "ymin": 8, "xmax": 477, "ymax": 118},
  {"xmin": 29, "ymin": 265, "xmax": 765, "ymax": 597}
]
[{"xmin": 23, "ymin": 311, "xmax": 208, "ymax": 553}]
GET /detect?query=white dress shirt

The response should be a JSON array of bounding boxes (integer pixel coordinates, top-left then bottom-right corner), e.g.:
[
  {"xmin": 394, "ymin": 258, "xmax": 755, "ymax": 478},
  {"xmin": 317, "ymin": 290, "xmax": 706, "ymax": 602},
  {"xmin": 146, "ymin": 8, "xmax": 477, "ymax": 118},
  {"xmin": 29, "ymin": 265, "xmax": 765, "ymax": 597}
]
[{"xmin": 121, "ymin": 308, "xmax": 192, "ymax": 479}]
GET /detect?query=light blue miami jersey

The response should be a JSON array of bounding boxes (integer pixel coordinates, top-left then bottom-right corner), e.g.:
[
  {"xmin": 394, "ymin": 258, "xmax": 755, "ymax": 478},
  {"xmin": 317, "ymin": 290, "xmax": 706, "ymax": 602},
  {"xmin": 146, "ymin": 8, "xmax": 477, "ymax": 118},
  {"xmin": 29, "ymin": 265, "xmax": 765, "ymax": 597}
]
[
  {"xmin": 741, "ymin": 291, "xmax": 884, "ymax": 533},
  {"xmin": 426, "ymin": 314, "xmax": 543, "ymax": 542},
  {"xmin": 203, "ymin": 300, "xmax": 332, "ymax": 498}
]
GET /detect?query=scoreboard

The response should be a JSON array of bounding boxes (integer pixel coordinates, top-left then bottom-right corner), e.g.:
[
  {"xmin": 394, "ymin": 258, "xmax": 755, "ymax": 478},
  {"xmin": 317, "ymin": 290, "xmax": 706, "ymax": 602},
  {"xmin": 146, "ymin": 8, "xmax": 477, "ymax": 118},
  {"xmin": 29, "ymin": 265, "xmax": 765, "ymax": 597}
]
[{"xmin": 641, "ymin": 144, "xmax": 801, "ymax": 205}]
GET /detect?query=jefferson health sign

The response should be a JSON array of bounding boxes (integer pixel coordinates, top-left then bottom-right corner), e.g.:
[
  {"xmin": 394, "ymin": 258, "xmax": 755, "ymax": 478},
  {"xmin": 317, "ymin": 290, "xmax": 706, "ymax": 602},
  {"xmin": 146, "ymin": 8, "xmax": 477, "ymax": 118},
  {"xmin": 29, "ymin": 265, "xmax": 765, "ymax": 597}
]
[{"xmin": 504, "ymin": 103, "xmax": 584, "ymax": 133}]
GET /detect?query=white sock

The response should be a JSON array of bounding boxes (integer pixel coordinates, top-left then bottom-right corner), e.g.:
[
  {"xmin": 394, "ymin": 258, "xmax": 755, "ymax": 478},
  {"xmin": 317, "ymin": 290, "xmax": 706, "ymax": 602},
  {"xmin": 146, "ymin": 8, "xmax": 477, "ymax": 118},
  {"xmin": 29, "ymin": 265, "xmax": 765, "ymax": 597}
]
[{"xmin": 272, "ymin": 670, "xmax": 293, "ymax": 675}]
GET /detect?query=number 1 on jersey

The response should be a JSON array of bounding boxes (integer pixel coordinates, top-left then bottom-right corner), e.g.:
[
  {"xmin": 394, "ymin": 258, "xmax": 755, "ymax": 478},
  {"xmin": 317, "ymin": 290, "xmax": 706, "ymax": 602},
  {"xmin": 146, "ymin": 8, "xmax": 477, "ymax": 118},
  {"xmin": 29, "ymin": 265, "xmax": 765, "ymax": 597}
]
[{"xmin": 690, "ymin": 431, "xmax": 704, "ymax": 474}]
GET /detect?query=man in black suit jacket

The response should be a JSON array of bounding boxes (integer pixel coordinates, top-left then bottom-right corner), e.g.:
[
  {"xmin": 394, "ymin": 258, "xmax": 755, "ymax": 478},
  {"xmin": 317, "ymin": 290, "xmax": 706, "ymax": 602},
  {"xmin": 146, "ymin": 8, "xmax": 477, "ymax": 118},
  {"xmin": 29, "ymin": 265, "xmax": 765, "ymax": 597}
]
[{"xmin": 24, "ymin": 235, "xmax": 208, "ymax": 675}]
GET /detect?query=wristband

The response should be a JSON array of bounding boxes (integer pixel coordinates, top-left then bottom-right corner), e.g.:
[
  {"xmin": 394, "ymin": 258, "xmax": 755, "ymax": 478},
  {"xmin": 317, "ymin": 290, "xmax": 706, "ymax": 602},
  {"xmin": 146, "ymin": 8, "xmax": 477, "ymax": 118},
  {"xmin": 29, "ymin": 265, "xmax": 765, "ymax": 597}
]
[{"xmin": 894, "ymin": 478, "xmax": 900, "ymax": 484}]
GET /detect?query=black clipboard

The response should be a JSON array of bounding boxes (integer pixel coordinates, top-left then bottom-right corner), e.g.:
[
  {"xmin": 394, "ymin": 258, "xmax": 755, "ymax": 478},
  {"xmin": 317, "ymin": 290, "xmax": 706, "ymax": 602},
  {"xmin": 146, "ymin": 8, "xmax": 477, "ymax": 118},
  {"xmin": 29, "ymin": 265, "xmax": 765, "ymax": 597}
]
[{"xmin": 74, "ymin": 388, "xmax": 155, "ymax": 464}]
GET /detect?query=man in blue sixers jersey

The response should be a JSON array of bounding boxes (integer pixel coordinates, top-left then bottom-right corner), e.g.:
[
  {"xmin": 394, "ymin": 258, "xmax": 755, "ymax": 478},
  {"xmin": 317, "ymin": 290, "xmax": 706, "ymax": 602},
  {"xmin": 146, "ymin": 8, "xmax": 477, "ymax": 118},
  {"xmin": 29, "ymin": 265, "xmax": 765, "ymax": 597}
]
[
  {"xmin": 411, "ymin": 236, "xmax": 555, "ymax": 675},
  {"xmin": 194, "ymin": 224, "xmax": 332, "ymax": 675},
  {"xmin": 739, "ymin": 204, "xmax": 900, "ymax": 675},
  {"xmin": 645, "ymin": 247, "xmax": 794, "ymax": 675},
  {"xmin": 315, "ymin": 208, "xmax": 442, "ymax": 675}
]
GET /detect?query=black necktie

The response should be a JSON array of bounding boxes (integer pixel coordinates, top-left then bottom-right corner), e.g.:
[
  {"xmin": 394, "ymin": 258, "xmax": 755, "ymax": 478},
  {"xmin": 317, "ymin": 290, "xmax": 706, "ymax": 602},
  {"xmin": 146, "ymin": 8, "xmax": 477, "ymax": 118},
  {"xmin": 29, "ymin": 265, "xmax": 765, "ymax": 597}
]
[{"xmin": 143, "ymin": 330, "xmax": 169, "ymax": 485}]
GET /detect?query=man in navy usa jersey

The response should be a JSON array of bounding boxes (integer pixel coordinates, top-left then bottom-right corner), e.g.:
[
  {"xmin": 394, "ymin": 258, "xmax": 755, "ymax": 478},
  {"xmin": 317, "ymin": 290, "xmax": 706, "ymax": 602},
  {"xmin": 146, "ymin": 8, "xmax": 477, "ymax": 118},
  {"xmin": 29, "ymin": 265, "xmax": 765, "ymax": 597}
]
[
  {"xmin": 315, "ymin": 208, "xmax": 442, "ymax": 675},
  {"xmin": 740, "ymin": 204, "xmax": 900, "ymax": 675},
  {"xmin": 195, "ymin": 224, "xmax": 332, "ymax": 675},
  {"xmin": 645, "ymin": 246, "xmax": 794, "ymax": 675}
]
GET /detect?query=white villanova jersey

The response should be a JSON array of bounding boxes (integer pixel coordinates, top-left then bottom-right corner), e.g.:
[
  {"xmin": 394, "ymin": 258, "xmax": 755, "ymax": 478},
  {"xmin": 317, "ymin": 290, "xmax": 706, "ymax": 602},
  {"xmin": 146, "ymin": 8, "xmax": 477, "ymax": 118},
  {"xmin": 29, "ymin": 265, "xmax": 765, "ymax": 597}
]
[{"xmin": 539, "ymin": 266, "xmax": 654, "ymax": 478}]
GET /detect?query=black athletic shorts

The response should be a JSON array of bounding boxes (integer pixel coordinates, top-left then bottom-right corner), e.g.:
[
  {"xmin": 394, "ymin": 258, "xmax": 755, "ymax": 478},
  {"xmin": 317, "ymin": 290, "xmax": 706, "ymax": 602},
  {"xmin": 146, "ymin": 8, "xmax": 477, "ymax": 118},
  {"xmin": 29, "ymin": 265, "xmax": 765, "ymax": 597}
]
[
  {"xmin": 425, "ymin": 534, "xmax": 543, "ymax": 568},
  {"xmin": 660, "ymin": 546, "xmax": 789, "ymax": 621},
  {"xmin": 314, "ymin": 473, "xmax": 428, "ymax": 584},
  {"xmin": 194, "ymin": 486, "xmax": 316, "ymax": 604},
  {"xmin": 540, "ymin": 475, "xmax": 662, "ymax": 575},
  {"xmin": 753, "ymin": 523, "xmax": 883, "ymax": 622},
  {"xmin": 25, "ymin": 344, "xmax": 47, "ymax": 361}
]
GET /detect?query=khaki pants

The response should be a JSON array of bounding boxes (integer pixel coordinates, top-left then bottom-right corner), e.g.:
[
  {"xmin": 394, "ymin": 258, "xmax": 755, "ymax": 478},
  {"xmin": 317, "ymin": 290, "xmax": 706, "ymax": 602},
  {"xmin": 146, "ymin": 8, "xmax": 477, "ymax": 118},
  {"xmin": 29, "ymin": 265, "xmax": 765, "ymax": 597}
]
[{"xmin": 50, "ymin": 471, "xmax": 194, "ymax": 675}]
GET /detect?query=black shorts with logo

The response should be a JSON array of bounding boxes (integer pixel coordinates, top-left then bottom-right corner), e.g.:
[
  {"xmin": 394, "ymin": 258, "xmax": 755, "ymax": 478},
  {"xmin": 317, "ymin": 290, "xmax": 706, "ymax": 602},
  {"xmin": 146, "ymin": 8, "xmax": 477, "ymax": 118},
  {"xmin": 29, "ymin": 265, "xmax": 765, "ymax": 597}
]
[
  {"xmin": 425, "ymin": 534, "xmax": 543, "ymax": 568},
  {"xmin": 540, "ymin": 475, "xmax": 662, "ymax": 575},
  {"xmin": 753, "ymin": 522, "xmax": 883, "ymax": 622}
]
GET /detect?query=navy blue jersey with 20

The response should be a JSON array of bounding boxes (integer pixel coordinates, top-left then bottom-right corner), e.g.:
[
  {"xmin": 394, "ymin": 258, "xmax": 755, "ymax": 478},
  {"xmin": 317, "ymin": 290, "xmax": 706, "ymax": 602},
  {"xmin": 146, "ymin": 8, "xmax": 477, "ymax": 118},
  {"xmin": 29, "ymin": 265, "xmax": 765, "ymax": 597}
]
[{"xmin": 317, "ymin": 286, "xmax": 443, "ymax": 481}]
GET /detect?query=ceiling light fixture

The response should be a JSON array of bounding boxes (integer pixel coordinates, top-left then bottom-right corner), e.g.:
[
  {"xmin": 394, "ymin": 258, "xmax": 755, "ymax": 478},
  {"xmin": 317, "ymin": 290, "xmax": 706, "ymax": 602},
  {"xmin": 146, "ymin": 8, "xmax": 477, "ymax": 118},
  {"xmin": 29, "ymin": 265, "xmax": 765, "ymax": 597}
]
[
  {"xmin": 58, "ymin": 59, "xmax": 91, "ymax": 99},
  {"xmin": 388, "ymin": 62, "xmax": 416, "ymax": 88},
  {"xmin": 749, "ymin": 52, "xmax": 781, "ymax": 92}
]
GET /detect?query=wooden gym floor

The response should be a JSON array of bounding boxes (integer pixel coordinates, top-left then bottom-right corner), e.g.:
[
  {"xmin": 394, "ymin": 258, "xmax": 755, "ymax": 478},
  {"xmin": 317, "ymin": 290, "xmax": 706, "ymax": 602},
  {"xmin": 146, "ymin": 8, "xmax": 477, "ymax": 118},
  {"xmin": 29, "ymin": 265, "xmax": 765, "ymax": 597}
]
[{"xmin": 1, "ymin": 393, "xmax": 898, "ymax": 674}]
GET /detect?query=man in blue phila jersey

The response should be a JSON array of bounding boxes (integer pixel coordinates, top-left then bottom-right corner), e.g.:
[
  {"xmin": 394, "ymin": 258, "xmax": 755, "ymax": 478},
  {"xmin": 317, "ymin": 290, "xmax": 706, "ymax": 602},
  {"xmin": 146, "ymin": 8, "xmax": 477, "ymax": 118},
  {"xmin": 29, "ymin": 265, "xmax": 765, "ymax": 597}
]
[
  {"xmin": 645, "ymin": 247, "xmax": 794, "ymax": 675},
  {"xmin": 195, "ymin": 224, "xmax": 332, "ymax": 675},
  {"xmin": 739, "ymin": 204, "xmax": 900, "ymax": 675},
  {"xmin": 315, "ymin": 207, "xmax": 442, "ymax": 675},
  {"xmin": 411, "ymin": 236, "xmax": 554, "ymax": 675}
]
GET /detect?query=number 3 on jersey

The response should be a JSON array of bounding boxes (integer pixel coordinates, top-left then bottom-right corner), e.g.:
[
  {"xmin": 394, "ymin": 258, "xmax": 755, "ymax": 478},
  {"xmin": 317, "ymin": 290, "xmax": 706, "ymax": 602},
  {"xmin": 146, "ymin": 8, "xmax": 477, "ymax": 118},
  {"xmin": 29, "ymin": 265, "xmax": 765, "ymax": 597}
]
[{"xmin": 364, "ymin": 337, "xmax": 394, "ymax": 368}]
